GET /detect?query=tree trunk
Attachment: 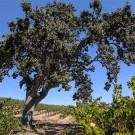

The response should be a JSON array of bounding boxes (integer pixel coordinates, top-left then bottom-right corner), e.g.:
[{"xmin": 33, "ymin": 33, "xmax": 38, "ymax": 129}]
[
  {"xmin": 21, "ymin": 95, "xmax": 35, "ymax": 127},
  {"xmin": 21, "ymin": 84, "xmax": 50, "ymax": 127}
]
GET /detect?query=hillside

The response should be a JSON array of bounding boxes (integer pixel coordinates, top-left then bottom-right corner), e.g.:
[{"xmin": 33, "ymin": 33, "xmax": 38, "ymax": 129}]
[
  {"xmin": 0, "ymin": 97, "xmax": 70, "ymax": 114},
  {"xmin": 0, "ymin": 97, "xmax": 83, "ymax": 135}
]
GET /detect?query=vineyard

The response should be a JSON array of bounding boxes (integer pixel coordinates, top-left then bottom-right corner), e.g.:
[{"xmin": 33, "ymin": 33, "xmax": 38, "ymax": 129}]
[
  {"xmin": 0, "ymin": 83, "xmax": 135, "ymax": 135},
  {"xmin": 0, "ymin": 98, "xmax": 82, "ymax": 135},
  {"xmin": 70, "ymin": 84, "xmax": 135, "ymax": 134},
  {"xmin": 0, "ymin": 97, "xmax": 70, "ymax": 115}
]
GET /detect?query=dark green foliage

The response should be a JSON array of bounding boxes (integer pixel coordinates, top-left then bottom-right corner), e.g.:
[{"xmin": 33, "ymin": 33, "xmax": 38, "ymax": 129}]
[{"xmin": 1, "ymin": 0, "xmax": 135, "ymax": 128}]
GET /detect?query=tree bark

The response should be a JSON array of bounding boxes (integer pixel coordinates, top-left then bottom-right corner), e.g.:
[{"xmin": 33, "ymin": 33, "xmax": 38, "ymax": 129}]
[
  {"xmin": 21, "ymin": 95, "xmax": 35, "ymax": 127},
  {"xmin": 21, "ymin": 84, "xmax": 50, "ymax": 127}
]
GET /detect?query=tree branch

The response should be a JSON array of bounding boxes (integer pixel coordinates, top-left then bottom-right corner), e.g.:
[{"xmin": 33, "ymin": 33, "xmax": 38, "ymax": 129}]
[
  {"xmin": 89, "ymin": 52, "xmax": 102, "ymax": 65},
  {"xmin": 72, "ymin": 35, "xmax": 95, "ymax": 58},
  {"xmin": 30, "ymin": 75, "xmax": 45, "ymax": 97}
]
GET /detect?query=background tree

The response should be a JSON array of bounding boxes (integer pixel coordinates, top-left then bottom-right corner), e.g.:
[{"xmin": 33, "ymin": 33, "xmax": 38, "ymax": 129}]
[{"xmin": 0, "ymin": 0, "xmax": 135, "ymax": 126}]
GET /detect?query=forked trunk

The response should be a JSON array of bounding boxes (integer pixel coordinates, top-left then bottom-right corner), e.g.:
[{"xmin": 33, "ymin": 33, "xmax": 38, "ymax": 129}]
[{"xmin": 21, "ymin": 85, "xmax": 50, "ymax": 127}]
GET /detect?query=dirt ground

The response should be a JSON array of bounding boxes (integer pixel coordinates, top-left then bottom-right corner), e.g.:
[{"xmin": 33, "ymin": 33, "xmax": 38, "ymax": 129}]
[{"xmin": 13, "ymin": 112, "xmax": 83, "ymax": 135}]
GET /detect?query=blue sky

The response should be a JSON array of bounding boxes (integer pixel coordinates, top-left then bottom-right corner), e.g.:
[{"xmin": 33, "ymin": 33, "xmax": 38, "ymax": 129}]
[{"xmin": 0, "ymin": 0, "xmax": 135, "ymax": 105}]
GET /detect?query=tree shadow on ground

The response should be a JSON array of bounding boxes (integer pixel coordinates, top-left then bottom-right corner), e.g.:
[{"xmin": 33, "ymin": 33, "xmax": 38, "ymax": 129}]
[
  {"xmin": 33, "ymin": 121, "xmax": 83, "ymax": 135},
  {"xmin": 17, "ymin": 120, "xmax": 84, "ymax": 135}
]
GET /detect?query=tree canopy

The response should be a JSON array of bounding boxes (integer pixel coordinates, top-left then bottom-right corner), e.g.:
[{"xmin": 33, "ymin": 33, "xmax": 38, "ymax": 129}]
[{"xmin": 0, "ymin": 0, "xmax": 135, "ymax": 101}]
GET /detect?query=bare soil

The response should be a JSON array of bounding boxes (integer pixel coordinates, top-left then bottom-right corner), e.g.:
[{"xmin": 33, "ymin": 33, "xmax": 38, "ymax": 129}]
[{"xmin": 13, "ymin": 112, "xmax": 83, "ymax": 135}]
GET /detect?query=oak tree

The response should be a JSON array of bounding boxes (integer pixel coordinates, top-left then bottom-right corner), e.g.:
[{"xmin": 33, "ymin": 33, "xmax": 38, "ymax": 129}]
[{"xmin": 0, "ymin": 0, "xmax": 135, "ymax": 126}]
